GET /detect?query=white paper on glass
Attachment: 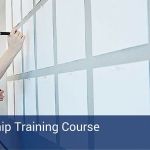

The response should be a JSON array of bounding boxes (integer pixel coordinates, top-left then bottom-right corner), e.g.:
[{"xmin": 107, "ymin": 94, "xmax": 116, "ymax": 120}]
[
  {"xmin": 36, "ymin": 0, "xmax": 54, "ymax": 69},
  {"xmin": 91, "ymin": 0, "xmax": 149, "ymax": 55},
  {"xmin": 24, "ymin": 78, "xmax": 36, "ymax": 115},
  {"xmin": 23, "ymin": 18, "xmax": 35, "ymax": 72},
  {"xmin": 7, "ymin": 81, "xmax": 14, "ymax": 115},
  {"xmin": 56, "ymin": 0, "xmax": 85, "ymax": 64},
  {"xmin": 58, "ymin": 70, "xmax": 87, "ymax": 115},
  {"xmin": 15, "ymin": 80, "xmax": 24, "ymax": 115},
  {"xmin": 93, "ymin": 61, "xmax": 150, "ymax": 115},
  {"xmin": 38, "ymin": 76, "xmax": 55, "ymax": 115}
]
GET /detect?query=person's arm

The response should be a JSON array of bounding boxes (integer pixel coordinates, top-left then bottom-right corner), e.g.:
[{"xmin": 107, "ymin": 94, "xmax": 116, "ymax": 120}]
[{"xmin": 0, "ymin": 28, "xmax": 25, "ymax": 79}]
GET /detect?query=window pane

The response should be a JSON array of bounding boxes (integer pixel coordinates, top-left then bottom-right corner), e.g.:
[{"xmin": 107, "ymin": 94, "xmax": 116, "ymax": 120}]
[
  {"xmin": 22, "ymin": 0, "xmax": 33, "ymax": 17},
  {"xmin": 22, "ymin": 0, "xmax": 35, "ymax": 72},
  {"xmin": 6, "ymin": 0, "xmax": 12, "ymax": 31},
  {"xmin": 38, "ymin": 75, "xmax": 55, "ymax": 115},
  {"xmin": 7, "ymin": 64, "xmax": 13, "ymax": 76},
  {"xmin": 7, "ymin": 81, "xmax": 14, "ymax": 115},
  {"xmin": 12, "ymin": 0, "xmax": 21, "ymax": 25},
  {"xmin": 93, "ymin": 61, "xmax": 150, "ymax": 115},
  {"xmin": 15, "ymin": 80, "xmax": 23, "ymax": 115},
  {"xmin": 58, "ymin": 70, "xmax": 87, "ymax": 115},
  {"xmin": 6, "ymin": 0, "xmax": 13, "ymax": 77},
  {"xmin": 23, "ymin": 18, "xmax": 35, "ymax": 72},
  {"xmin": 13, "ymin": 0, "xmax": 22, "ymax": 75},
  {"xmin": 14, "ymin": 51, "xmax": 22, "ymax": 75},
  {"xmin": 91, "ymin": 0, "xmax": 149, "ymax": 55},
  {"xmin": 56, "ymin": 0, "xmax": 85, "ymax": 64},
  {"xmin": 24, "ymin": 78, "xmax": 36, "ymax": 115},
  {"xmin": 36, "ymin": 0, "xmax": 54, "ymax": 69}
]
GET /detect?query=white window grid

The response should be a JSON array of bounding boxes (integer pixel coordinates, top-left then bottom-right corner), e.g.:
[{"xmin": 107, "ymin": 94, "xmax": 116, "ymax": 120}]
[{"xmin": 7, "ymin": 0, "xmax": 150, "ymax": 116}]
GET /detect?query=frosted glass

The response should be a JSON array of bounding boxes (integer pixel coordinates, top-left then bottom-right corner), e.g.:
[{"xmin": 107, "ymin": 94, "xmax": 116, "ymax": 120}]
[
  {"xmin": 91, "ymin": 0, "xmax": 149, "ymax": 55},
  {"xmin": 7, "ymin": 81, "xmax": 14, "ymax": 115},
  {"xmin": 36, "ymin": 0, "xmax": 54, "ymax": 69},
  {"xmin": 38, "ymin": 76, "xmax": 55, "ymax": 115},
  {"xmin": 58, "ymin": 70, "xmax": 87, "ymax": 115},
  {"xmin": 15, "ymin": 80, "xmax": 23, "ymax": 115},
  {"xmin": 24, "ymin": 78, "xmax": 36, "ymax": 115},
  {"xmin": 93, "ymin": 61, "xmax": 150, "ymax": 115},
  {"xmin": 23, "ymin": 18, "xmax": 35, "ymax": 72},
  {"xmin": 56, "ymin": 0, "xmax": 85, "ymax": 64}
]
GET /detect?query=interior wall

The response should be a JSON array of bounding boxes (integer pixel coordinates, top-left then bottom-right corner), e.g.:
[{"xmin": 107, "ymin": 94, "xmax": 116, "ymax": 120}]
[{"xmin": 0, "ymin": 0, "xmax": 8, "ymax": 115}]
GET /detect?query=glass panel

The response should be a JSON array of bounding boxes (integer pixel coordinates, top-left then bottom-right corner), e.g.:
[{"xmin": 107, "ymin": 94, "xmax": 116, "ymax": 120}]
[
  {"xmin": 22, "ymin": 0, "xmax": 33, "ymax": 17},
  {"xmin": 58, "ymin": 70, "xmax": 87, "ymax": 115},
  {"xmin": 12, "ymin": 0, "xmax": 21, "ymax": 26},
  {"xmin": 91, "ymin": 0, "xmax": 149, "ymax": 55},
  {"xmin": 6, "ymin": 0, "xmax": 13, "ymax": 76},
  {"xmin": 6, "ymin": 0, "xmax": 12, "ymax": 31},
  {"xmin": 24, "ymin": 78, "xmax": 36, "ymax": 115},
  {"xmin": 15, "ymin": 80, "xmax": 23, "ymax": 115},
  {"xmin": 7, "ymin": 81, "xmax": 14, "ymax": 115},
  {"xmin": 7, "ymin": 64, "xmax": 13, "ymax": 77},
  {"xmin": 13, "ymin": 0, "xmax": 22, "ymax": 75},
  {"xmin": 23, "ymin": 18, "xmax": 35, "ymax": 72},
  {"xmin": 22, "ymin": 0, "xmax": 35, "ymax": 72},
  {"xmin": 14, "ymin": 51, "xmax": 22, "ymax": 75},
  {"xmin": 36, "ymin": 0, "xmax": 54, "ymax": 69},
  {"xmin": 56, "ymin": 0, "xmax": 85, "ymax": 64},
  {"xmin": 38, "ymin": 75, "xmax": 55, "ymax": 115},
  {"xmin": 93, "ymin": 61, "xmax": 150, "ymax": 115}
]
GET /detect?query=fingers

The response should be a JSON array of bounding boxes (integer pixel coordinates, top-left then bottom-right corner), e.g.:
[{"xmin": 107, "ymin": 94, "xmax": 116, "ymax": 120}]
[
  {"xmin": 0, "ymin": 90, "xmax": 4, "ymax": 94},
  {"xmin": 18, "ymin": 32, "xmax": 23, "ymax": 39},
  {"xmin": 15, "ymin": 31, "xmax": 20, "ymax": 37},
  {"xmin": 0, "ymin": 89, "xmax": 4, "ymax": 100},
  {"xmin": 21, "ymin": 35, "xmax": 25, "ymax": 42},
  {"xmin": 10, "ymin": 27, "xmax": 17, "ymax": 36},
  {"xmin": 10, "ymin": 27, "xmax": 24, "ymax": 39}
]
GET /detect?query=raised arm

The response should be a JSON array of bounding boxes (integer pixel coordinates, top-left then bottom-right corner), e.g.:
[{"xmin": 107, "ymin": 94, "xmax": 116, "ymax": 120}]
[{"xmin": 0, "ymin": 28, "xmax": 25, "ymax": 79}]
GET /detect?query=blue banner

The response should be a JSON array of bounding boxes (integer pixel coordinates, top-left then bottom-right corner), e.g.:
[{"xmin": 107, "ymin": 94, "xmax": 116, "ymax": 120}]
[{"xmin": 0, "ymin": 116, "xmax": 150, "ymax": 149}]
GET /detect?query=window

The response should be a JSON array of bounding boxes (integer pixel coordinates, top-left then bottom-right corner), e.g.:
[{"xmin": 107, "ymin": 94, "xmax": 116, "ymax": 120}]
[
  {"xmin": 6, "ymin": 0, "xmax": 13, "ymax": 77},
  {"xmin": 15, "ymin": 80, "xmax": 23, "ymax": 115},
  {"xmin": 22, "ymin": 0, "xmax": 35, "ymax": 72},
  {"xmin": 36, "ymin": 0, "xmax": 54, "ymax": 69},
  {"xmin": 91, "ymin": 0, "xmax": 149, "ymax": 55},
  {"xmin": 56, "ymin": 0, "xmax": 86, "ymax": 64},
  {"xmin": 38, "ymin": 75, "xmax": 55, "ymax": 115},
  {"xmin": 7, "ymin": 81, "xmax": 14, "ymax": 115},
  {"xmin": 58, "ymin": 70, "xmax": 88, "ymax": 115},
  {"xmin": 13, "ymin": 0, "xmax": 22, "ymax": 74},
  {"xmin": 93, "ymin": 61, "xmax": 150, "ymax": 115},
  {"xmin": 24, "ymin": 78, "xmax": 36, "ymax": 115},
  {"xmin": 6, "ymin": 0, "xmax": 150, "ymax": 116}
]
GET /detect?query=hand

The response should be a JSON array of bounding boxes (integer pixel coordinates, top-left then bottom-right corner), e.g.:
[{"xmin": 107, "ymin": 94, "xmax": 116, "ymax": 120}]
[
  {"xmin": 8, "ymin": 27, "xmax": 25, "ymax": 54},
  {"xmin": 0, "ymin": 89, "xmax": 4, "ymax": 101}
]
